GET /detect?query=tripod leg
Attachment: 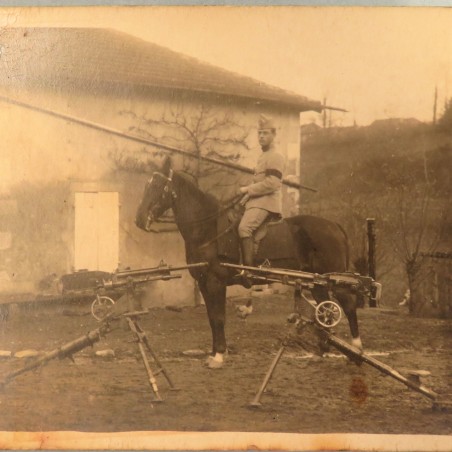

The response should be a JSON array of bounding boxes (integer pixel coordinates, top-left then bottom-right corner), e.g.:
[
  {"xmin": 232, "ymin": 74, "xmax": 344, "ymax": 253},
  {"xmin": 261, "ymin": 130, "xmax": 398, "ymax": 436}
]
[
  {"xmin": 135, "ymin": 321, "xmax": 179, "ymax": 391},
  {"xmin": 249, "ymin": 345, "xmax": 285, "ymax": 408},
  {"xmin": 126, "ymin": 317, "xmax": 163, "ymax": 403}
]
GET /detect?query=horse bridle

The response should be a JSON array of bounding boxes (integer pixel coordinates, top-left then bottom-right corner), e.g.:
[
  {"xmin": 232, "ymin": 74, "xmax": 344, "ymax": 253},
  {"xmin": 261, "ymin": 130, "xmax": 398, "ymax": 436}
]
[
  {"xmin": 145, "ymin": 170, "xmax": 177, "ymax": 231},
  {"xmin": 145, "ymin": 169, "xmax": 244, "ymax": 230}
]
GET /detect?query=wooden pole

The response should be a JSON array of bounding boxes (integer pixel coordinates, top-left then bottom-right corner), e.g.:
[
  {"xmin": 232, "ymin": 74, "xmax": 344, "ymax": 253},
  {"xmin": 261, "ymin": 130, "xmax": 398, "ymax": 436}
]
[
  {"xmin": 0, "ymin": 94, "xmax": 316, "ymax": 192},
  {"xmin": 433, "ymin": 85, "xmax": 438, "ymax": 125},
  {"xmin": 367, "ymin": 218, "xmax": 377, "ymax": 307}
]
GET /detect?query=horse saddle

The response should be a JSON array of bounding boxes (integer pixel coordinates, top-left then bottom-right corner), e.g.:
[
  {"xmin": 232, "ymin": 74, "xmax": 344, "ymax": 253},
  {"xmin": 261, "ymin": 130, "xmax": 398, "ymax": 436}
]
[{"xmin": 216, "ymin": 206, "xmax": 297, "ymax": 264}]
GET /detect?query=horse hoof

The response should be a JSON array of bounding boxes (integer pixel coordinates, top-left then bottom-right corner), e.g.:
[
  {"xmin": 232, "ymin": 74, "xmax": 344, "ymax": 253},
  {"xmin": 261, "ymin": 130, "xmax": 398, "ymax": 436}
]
[
  {"xmin": 207, "ymin": 359, "xmax": 224, "ymax": 369},
  {"xmin": 205, "ymin": 355, "xmax": 215, "ymax": 366},
  {"xmin": 351, "ymin": 337, "xmax": 363, "ymax": 352},
  {"xmin": 205, "ymin": 354, "xmax": 225, "ymax": 369}
]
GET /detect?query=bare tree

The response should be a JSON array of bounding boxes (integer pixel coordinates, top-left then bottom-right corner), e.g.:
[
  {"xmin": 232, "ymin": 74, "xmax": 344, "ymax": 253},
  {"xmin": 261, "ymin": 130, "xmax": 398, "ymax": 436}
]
[
  {"xmin": 378, "ymin": 151, "xmax": 450, "ymax": 315},
  {"xmin": 118, "ymin": 103, "xmax": 251, "ymax": 200},
  {"xmin": 108, "ymin": 145, "xmax": 160, "ymax": 174},
  {"xmin": 301, "ymin": 185, "xmax": 398, "ymax": 283},
  {"xmin": 335, "ymin": 193, "xmax": 399, "ymax": 282}
]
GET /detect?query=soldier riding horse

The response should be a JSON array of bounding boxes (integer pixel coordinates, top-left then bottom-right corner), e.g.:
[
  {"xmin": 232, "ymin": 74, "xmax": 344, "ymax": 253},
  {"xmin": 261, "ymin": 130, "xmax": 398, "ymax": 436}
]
[{"xmin": 135, "ymin": 156, "xmax": 363, "ymax": 369}]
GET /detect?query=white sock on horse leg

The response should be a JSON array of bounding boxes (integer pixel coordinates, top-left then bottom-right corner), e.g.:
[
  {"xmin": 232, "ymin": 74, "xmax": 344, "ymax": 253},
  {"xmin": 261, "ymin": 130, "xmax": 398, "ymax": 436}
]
[
  {"xmin": 351, "ymin": 337, "xmax": 363, "ymax": 350},
  {"xmin": 213, "ymin": 353, "xmax": 224, "ymax": 363}
]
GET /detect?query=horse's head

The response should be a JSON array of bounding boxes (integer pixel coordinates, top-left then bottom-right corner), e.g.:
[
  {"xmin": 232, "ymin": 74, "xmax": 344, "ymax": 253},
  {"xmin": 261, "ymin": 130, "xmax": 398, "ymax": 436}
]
[{"xmin": 135, "ymin": 157, "xmax": 176, "ymax": 232}]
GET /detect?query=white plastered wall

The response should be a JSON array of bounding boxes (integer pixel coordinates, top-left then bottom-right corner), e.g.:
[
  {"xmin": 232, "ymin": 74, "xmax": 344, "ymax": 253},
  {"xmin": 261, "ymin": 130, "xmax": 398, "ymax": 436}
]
[{"xmin": 0, "ymin": 84, "xmax": 302, "ymax": 304}]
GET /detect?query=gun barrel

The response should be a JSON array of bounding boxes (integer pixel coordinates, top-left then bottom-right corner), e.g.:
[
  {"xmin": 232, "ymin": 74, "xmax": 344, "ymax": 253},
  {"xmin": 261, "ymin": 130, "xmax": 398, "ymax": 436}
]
[
  {"xmin": 115, "ymin": 262, "xmax": 208, "ymax": 278},
  {"xmin": 221, "ymin": 262, "xmax": 317, "ymax": 280},
  {"xmin": 1, "ymin": 328, "xmax": 104, "ymax": 387},
  {"xmin": 221, "ymin": 263, "xmax": 378, "ymax": 291},
  {"xmin": 103, "ymin": 274, "xmax": 181, "ymax": 289}
]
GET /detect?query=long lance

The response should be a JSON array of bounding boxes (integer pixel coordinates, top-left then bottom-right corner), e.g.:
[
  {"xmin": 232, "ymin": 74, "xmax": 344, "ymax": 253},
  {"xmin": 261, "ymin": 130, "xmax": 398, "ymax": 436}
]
[{"xmin": 0, "ymin": 94, "xmax": 317, "ymax": 192}]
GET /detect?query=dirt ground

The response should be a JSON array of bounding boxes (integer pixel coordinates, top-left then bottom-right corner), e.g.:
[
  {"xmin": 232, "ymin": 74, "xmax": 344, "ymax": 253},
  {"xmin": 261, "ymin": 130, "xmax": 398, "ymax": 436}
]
[{"xmin": 0, "ymin": 291, "xmax": 451, "ymax": 435}]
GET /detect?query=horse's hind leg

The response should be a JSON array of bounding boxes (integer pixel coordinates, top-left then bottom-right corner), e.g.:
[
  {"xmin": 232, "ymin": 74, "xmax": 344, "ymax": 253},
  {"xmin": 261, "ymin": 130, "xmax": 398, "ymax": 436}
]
[
  {"xmin": 310, "ymin": 285, "xmax": 362, "ymax": 352},
  {"xmin": 334, "ymin": 288, "xmax": 362, "ymax": 350},
  {"xmin": 198, "ymin": 272, "xmax": 227, "ymax": 369}
]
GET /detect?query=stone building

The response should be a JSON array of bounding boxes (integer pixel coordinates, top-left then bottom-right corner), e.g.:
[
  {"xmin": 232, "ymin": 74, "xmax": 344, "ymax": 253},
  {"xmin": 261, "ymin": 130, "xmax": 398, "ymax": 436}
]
[{"xmin": 0, "ymin": 27, "xmax": 321, "ymax": 304}]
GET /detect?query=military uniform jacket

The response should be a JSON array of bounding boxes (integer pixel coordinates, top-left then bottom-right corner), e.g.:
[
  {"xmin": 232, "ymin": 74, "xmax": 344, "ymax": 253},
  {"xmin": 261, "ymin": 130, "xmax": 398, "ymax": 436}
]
[{"xmin": 245, "ymin": 144, "xmax": 285, "ymax": 214}]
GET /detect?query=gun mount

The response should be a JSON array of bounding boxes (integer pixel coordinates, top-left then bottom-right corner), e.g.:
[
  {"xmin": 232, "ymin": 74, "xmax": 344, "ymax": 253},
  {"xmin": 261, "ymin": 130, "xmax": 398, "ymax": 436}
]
[
  {"xmin": 221, "ymin": 262, "xmax": 382, "ymax": 308},
  {"xmin": 226, "ymin": 264, "xmax": 448, "ymax": 411},
  {"xmin": 91, "ymin": 261, "xmax": 208, "ymax": 320}
]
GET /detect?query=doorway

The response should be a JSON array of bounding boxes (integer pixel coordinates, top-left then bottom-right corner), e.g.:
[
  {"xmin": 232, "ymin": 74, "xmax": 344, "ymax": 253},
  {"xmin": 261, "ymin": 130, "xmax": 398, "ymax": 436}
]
[{"xmin": 74, "ymin": 192, "xmax": 119, "ymax": 272}]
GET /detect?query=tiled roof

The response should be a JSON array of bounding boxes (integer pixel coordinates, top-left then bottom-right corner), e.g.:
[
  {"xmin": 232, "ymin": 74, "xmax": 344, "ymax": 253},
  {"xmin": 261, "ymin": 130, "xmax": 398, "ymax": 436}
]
[{"xmin": 0, "ymin": 27, "xmax": 321, "ymax": 112}]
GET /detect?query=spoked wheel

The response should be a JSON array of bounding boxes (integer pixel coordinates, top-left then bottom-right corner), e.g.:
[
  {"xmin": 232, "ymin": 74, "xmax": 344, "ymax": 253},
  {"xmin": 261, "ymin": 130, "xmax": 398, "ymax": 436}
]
[
  {"xmin": 91, "ymin": 295, "xmax": 115, "ymax": 321},
  {"xmin": 314, "ymin": 300, "xmax": 342, "ymax": 328}
]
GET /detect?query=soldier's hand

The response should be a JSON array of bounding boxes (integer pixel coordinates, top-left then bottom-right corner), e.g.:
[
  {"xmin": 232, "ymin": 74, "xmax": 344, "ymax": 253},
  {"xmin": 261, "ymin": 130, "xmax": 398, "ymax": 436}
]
[
  {"xmin": 238, "ymin": 186, "xmax": 248, "ymax": 194},
  {"xmin": 239, "ymin": 194, "xmax": 250, "ymax": 206}
]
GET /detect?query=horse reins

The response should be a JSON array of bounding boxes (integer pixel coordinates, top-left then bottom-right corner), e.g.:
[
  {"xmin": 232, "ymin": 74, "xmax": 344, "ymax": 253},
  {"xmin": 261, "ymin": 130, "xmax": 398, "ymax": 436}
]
[
  {"xmin": 150, "ymin": 171, "xmax": 244, "ymax": 227},
  {"xmin": 196, "ymin": 217, "xmax": 241, "ymax": 250}
]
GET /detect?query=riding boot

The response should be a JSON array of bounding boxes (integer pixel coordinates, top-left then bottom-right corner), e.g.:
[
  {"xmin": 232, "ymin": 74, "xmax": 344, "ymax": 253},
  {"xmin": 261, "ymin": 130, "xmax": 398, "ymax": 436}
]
[{"xmin": 240, "ymin": 237, "xmax": 255, "ymax": 289}]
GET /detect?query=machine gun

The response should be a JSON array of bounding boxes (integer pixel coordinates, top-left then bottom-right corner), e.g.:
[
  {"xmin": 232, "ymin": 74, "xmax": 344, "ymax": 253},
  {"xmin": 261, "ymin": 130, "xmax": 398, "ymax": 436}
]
[
  {"xmin": 222, "ymin": 264, "xmax": 450, "ymax": 410},
  {"xmin": 0, "ymin": 309, "xmax": 179, "ymax": 404},
  {"xmin": 91, "ymin": 261, "xmax": 208, "ymax": 320},
  {"xmin": 248, "ymin": 319, "xmax": 448, "ymax": 410},
  {"xmin": 221, "ymin": 262, "xmax": 381, "ymax": 295},
  {"xmin": 103, "ymin": 260, "xmax": 210, "ymax": 287},
  {"xmin": 221, "ymin": 262, "xmax": 382, "ymax": 328},
  {"xmin": 1, "ymin": 261, "xmax": 209, "ymax": 404},
  {"xmin": 0, "ymin": 309, "xmax": 134, "ymax": 388}
]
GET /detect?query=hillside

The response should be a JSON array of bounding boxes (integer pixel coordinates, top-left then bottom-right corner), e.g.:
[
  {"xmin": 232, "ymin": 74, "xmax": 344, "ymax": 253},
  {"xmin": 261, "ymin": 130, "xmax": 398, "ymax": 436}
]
[
  {"xmin": 300, "ymin": 119, "xmax": 451, "ymax": 198},
  {"xmin": 298, "ymin": 119, "xmax": 451, "ymax": 310}
]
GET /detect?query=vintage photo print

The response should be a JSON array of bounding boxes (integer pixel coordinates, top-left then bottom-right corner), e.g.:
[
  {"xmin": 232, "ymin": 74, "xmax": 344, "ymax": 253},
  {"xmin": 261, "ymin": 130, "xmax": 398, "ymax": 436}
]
[{"xmin": 0, "ymin": 5, "xmax": 451, "ymax": 451}]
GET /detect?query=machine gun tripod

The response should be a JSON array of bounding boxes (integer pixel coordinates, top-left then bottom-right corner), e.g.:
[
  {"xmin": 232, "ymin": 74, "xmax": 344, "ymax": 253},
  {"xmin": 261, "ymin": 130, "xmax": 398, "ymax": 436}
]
[
  {"xmin": 119, "ymin": 309, "xmax": 180, "ymax": 404},
  {"xmin": 221, "ymin": 263, "xmax": 448, "ymax": 411},
  {"xmin": 86, "ymin": 261, "xmax": 207, "ymax": 401},
  {"xmin": 248, "ymin": 316, "xmax": 449, "ymax": 411},
  {"xmin": 0, "ymin": 309, "xmax": 178, "ymax": 405}
]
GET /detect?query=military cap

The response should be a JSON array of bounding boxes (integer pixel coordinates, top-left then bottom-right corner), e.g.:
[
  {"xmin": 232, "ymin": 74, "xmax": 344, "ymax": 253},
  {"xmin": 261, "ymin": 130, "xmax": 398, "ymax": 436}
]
[{"xmin": 258, "ymin": 115, "xmax": 276, "ymax": 130}]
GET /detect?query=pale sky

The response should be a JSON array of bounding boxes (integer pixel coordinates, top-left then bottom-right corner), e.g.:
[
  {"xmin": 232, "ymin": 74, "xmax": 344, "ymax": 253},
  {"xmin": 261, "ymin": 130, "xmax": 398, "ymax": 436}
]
[{"xmin": 1, "ymin": 6, "xmax": 451, "ymax": 126}]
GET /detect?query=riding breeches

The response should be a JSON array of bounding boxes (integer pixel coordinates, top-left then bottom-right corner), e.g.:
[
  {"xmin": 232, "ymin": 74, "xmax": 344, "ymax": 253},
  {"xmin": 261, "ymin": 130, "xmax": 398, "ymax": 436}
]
[{"xmin": 238, "ymin": 207, "xmax": 270, "ymax": 239}]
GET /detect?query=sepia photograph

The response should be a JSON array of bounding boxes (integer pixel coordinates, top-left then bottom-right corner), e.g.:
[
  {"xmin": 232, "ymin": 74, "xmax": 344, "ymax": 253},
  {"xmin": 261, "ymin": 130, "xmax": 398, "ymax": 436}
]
[{"xmin": 0, "ymin": 4, "xmax": 451, "ymax": 451}]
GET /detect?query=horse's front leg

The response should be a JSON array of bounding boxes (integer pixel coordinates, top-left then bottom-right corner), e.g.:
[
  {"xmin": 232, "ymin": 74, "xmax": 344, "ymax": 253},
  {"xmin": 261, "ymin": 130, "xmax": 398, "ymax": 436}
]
[{"xmin": 198, "ymin": 272, "xmax": 227, "ymax": 369}]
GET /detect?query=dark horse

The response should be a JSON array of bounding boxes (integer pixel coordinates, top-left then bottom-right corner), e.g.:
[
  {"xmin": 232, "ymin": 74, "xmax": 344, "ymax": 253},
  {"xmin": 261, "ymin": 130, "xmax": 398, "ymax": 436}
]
[{"xmin": 136, "ymin": 157, "xmax": 362, "ymax": 368}]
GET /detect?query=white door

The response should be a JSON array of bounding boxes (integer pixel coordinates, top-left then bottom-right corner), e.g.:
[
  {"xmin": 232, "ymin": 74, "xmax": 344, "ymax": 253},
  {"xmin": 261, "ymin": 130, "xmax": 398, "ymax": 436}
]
[{"xmin": 74, "ymin": 192, "xmax": 119, "ymax": 272}]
